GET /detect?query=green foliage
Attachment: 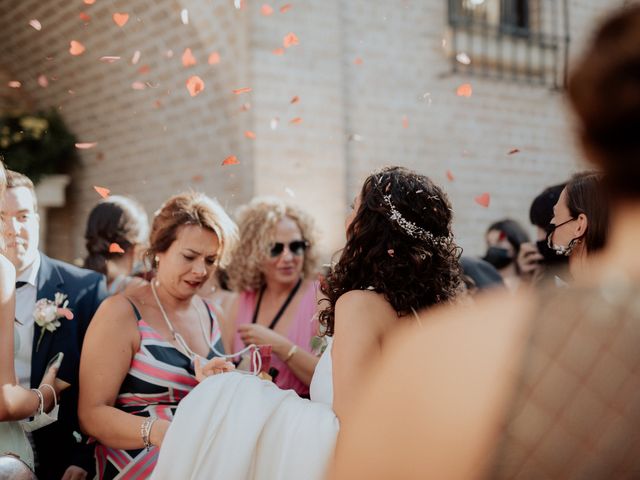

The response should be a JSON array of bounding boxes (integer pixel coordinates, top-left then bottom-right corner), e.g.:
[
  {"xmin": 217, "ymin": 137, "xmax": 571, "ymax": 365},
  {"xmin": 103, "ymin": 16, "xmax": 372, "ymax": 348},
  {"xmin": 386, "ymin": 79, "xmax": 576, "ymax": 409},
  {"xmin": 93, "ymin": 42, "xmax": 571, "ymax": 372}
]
[{"xmin": 0, "ymin": 109, "xmax": 78, "ymax": 183}]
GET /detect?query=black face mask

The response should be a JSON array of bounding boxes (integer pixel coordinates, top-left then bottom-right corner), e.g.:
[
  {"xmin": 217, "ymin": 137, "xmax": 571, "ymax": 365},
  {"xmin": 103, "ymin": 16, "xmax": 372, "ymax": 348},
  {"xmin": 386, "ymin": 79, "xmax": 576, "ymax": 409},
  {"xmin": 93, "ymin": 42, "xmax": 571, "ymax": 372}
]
[
  {"xmin": 536, "ymin": 239, "xmax": 569, "ymax": 266},
  {"xmin": 483, "ymin": 246, "xmax": 513, "ymax": 270}
]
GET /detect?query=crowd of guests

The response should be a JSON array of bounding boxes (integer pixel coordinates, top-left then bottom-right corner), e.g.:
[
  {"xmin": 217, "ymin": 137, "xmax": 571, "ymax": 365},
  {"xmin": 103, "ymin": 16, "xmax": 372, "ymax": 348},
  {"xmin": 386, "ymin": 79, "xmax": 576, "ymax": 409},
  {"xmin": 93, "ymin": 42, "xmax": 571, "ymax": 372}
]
[{"xmin": 1, "ymin": 3, "xmax": 639, "ymax": 479}]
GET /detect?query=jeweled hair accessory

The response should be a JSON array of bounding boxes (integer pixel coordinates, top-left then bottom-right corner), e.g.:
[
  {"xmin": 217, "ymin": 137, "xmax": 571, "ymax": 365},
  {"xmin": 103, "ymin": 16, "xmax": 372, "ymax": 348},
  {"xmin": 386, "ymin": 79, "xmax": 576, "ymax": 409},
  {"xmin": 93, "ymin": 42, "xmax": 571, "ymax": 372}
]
[{"xmin": 382, "ymin": 194, "xmax": 453, "ymax": 247}]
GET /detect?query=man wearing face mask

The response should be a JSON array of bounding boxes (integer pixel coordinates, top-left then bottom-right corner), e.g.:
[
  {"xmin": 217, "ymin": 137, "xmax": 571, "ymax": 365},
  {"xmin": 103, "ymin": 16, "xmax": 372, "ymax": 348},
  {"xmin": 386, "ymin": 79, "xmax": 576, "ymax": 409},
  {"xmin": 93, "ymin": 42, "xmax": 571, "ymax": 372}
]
[{"xmin": 482, "ymin": 219, "xmax": 530, "ymax": 292}]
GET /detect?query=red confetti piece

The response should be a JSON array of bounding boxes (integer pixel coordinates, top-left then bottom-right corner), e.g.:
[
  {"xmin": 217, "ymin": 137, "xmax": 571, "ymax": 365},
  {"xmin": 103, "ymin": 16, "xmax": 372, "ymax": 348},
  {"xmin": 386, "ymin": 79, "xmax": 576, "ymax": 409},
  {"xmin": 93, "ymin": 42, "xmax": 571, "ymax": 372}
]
[
  {"xmin": 261, "ymin": 4, "xmax": 274, "ymax": 15},
  {"xmin": 272, "ymin": 48, "xmax": 285, "ymax": 55},
  {"xmin": 233, "ymin": 87, "xmax": 252, "ymax": 95},
  {"xmin": 508, "ymin": 148, "xmax": 520, "ymax": 155},
  {"xmin": 283, "ymin": 32, "xmax": 299, "ymax": 48},
  {"xmin": 475, "ymin": 193, "xmax": 490, "ymax": 208},
  {"xmin": 446, "ymin": 170, "xmax": 455, "ymax": 182},
  {"xmin": 94, "ymin": 186, "xmax": 110, "ymax": 198},
  {"xmin": 290, "ymin": 95, "xmax": 299, "ymax": 104},
  {"xmin": 75, "ymin": 142, "xmax": 97, "ymax": 149},
  {"xmin": 208, "ymin": 51, "xmax": 220, "ymax": 65},
  {"xmin": 131, "ymin": 81, "xmax": 146, "ymax": 90},
  {"xmin": 69, "ymin": 40, "xmax": 85, "ymax": 56},
  {"xmin": 456, "ymin": 83, "xmax": 472, "ymax": 97},
  {"xmin": 182, "ymin": 48, "xmax": 197, "ymax": 67},
  {"xmin": 109, "ymin": 243, "xmax": 125, "ymax": 254},
  {"xmin": 100, "ymin": 56, "xmax": 121, "ymax": 63},
  {"xmin": 280, "ymin": 4, "xmax": 292, "ymax": 13},
  {"xmin": 245, "ymin": 131, "xmax": 256, "ymax": 139},
  {"xmin": 79, "ymin": 12, "xmax": 91, "ymax": 22},
  {"xmin": 192, "ymin": 174, "xmax": 204, "ymax": 183},
  {"xmin": 137, "ymin": 64, "xmax": 150, "ymax": 74},
  {"xmin": 37, "ymin": 75, "xmax": 48, "ymax": 88},
  {"xmin": 186, "ymin": 75, "xmax": 205, "ymax": 96},
  {"xmin": 290, "ymin": 117, "xmax": 303, "ymax": 125},
  {"xmin": 154, "ymin": 100, "xmax": 163, "ymax": 108},
  {"xmin": 354, "ymin": 57, "xmax": 363, "ymax": 65},
  {"xmin": 112, "ymin": 12, "xmax": 129, "ymax": 27},
  {"xmin": 222, "ymin": 155, "xmax": 239, "ymax": 166},
  {"xmin": 84, "ymin": 0, "xmax": 95, "ymax": 4},
  {"xmin": 29, "ymin": 19, "xmax": 42, "ymax": 31},
  {"xmin": 402, "ymin": 115, "xmax": 409, "ymax": 129}
]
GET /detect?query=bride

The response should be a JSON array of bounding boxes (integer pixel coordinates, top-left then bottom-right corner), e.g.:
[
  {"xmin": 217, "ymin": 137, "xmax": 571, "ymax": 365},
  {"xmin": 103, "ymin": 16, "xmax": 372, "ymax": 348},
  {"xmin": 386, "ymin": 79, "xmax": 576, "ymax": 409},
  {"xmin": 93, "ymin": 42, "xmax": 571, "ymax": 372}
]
[{"xmin": 151, "ymin": 166, "xmax": 463, "ymax": 479}]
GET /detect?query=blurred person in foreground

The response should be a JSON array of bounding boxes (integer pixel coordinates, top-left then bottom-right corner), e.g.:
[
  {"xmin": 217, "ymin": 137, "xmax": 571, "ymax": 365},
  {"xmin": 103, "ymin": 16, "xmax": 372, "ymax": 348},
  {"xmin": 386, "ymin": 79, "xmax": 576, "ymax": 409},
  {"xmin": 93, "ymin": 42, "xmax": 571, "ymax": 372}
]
[{"xmin": 331, "ymin": 6, "xmax": 640, "ymax": 479}]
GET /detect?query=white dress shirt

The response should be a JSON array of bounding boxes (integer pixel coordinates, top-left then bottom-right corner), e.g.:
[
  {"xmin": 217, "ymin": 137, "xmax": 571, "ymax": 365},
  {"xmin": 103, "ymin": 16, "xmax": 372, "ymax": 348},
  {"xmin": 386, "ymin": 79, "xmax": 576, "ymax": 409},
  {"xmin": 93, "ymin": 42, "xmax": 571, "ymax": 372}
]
[{"xmin": 14, "ymin": 254, "xmax": 41, "ymax": 388}]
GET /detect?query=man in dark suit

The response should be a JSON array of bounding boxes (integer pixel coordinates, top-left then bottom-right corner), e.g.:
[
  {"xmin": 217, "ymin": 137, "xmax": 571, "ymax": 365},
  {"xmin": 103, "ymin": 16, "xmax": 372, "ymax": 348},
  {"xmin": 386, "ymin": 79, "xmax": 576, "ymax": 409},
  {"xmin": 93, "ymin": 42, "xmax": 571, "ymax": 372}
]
[{"xmin": 2, "ymin": 170, "xmax": 107, "ymax": 480}]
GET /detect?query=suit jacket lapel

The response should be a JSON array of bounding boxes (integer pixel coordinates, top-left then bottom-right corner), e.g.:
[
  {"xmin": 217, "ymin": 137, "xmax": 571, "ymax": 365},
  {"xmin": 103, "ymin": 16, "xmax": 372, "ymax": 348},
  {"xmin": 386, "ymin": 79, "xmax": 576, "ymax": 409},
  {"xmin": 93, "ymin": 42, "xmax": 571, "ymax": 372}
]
[{"xmin": 31, "ymin": 254, "xmax": 65, "ymax": 387}]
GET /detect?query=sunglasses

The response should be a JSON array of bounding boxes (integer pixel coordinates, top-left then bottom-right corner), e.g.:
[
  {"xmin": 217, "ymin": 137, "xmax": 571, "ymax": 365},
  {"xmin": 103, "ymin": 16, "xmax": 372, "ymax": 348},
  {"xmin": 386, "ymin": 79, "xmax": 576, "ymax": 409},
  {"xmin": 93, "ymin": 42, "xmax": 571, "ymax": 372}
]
[{"xmin": 269, "ymin": 240, "xmax": 308, "ymax": 258}]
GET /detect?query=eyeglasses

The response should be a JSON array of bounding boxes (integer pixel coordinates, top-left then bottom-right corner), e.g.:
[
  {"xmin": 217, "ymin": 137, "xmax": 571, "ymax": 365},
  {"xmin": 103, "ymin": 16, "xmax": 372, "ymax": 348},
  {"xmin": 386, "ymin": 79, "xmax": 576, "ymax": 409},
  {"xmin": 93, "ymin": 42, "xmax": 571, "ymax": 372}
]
[{"xmin": 269, "ymin": 240, "xmax": 308, "ymax": 258}]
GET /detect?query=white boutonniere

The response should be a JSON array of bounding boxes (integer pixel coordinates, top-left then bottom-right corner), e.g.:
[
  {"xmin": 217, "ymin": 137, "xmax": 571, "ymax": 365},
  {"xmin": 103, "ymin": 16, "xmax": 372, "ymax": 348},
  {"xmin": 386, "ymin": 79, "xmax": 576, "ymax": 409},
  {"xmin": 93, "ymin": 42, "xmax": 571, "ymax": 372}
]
[{"xmin": 33, "ymin": 293, "xmax": 74, "ymax": 351}]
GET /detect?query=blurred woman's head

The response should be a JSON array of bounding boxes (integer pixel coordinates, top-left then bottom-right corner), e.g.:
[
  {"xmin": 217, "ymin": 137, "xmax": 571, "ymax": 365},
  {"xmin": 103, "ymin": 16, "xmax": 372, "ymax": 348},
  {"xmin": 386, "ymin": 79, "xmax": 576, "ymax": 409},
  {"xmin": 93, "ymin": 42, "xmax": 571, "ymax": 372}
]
[
  {"xmin": 484, "ymin": 219, "xmax": 530, "ymax": 272},
  {"xmin": 84, "ymin": 195, "xmax": 149, "ymax": 280},
  {"xmin": 320, "ymin": 166, "xmax": 462, "ymax": 336},
  {"xmin": 226, "ymin": 197, "xmax": 318, "ymax": 292},
  {"xmin": 148, "ymin": 192, "xmax": 237, "ymax": 300}
]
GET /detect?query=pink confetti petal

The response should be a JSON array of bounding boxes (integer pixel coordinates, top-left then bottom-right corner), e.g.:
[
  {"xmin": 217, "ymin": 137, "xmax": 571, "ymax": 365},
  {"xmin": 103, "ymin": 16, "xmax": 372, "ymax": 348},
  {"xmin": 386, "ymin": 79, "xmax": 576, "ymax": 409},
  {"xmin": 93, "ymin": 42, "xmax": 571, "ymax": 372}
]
[
  {"xmin": 222, "ymin": 155, "xmax": 239, "ymax": 166},
  {"xmin": 456, "ymin": 83, "xmax": 473, "ymax": 97},
  {"xmin": 131, "ymin": 81, "xmax": 146, "ymax": 90},
  {"xmin": 94, "ymin": 186, "xmax": 110, "ymax": 198},
  {"xmin": 69, "ymin": 40, "xmax": 85, "ymax": 56},
  {"xmin": 100, "ymin": 56, "xmax": 121, "ymax": 63},
  {"xmin": 109, "ymin": 242, "xmax": 125, "ymax": 253},
  {"xmin": 186, "ymin": 75, "xmax": 205, "ymax": 96},
  {"xmin": 29, "ymin": 19, "xmax": 42, "ymax": 31},
  {"xmin": 283, "ymin": 32, "xmax": 299, "ymax": 48},
  {"xmin": 37, "ymin": 75, "xmax": 48, "ymax": 88},
  {"xmin": 8, "ymin": 81, "xmax": 21, "ymax": 88},
  {"xmin": 112, "ymin": 12, "xmax": 129, "ymax": 27},
  {"xmin": 75, "ymin": 142, "xmax": 97, "ymax": 149},
  {"xmin": 475, "ymin": 193, "xmax": 490, "ymax": 208},
  {"xmin": 182, "ymin": 48, "xmax": 197, "ymax": 67},
  {"xmin": 208, "ymin": 51, "xmax": 220, "ymax": 65},
  {"xmin": 261, "ymin": 4, "xmax": 274, "ymax": 15},
  {"xmin": 233, "ymin": 87, "xmax": 252, "ymax": 95}
]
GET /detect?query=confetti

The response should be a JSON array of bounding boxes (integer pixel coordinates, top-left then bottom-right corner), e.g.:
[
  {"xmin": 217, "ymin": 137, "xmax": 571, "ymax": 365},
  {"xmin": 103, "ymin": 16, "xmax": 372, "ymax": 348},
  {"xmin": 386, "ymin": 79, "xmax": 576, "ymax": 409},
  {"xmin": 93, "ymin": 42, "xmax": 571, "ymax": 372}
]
[
  {"xmin": 270, "ymin": 117, "xmax": 279, "ymax": 130},
  {"xmin": 233, "ymin": 87, "xmax": 252, "ymax": 95},
  {"xmin": 112, "ymin": 12, "xmax": 129, "ymax": 27},
  {"xmin": 402, "ymin": 115, "xmax": 409, "ymax": 129},
  {"xmin": 165, "ymin": 49, "xmax": 174, "ymax": 59},
  {"xmin": 290, "ymin": 117, "xmax": 303, "ymax": 125},
  {"xmin": 354, "ymin": 57, "xmax": 363, "ymax": 65},
  {"xmin": 222, "ymin": 155, "xmax": 239, "ymax": 166},
  {"xmin": 208, "ymin": 51, "xmax": 220, "ymax": 65},
  {"xmin": 8, "ymin": 81, "xmax": 21, "ymax": 88},
  {"xmin": 234, "ymin": 0, "xmax": 242, "ymax": 8},
  {"xmin": 283, "ymin": 32, "xmax": 299, "ymax": 48},
  {"xmin": 446, "ymin": 170, "xmax": 455, "ymax": 182},
  {"xmin": 79, "ymin": 12, "xmax": 91, "ymax": 22},
  {"xmin": 137, "ymin": 64, "xmax": 150, "ymax": 74},
  {"xmin": 261, "ymin": 4, "xmax": 274, "ymax": 15},
  {"xmin": 84, "ymin": 0, "xmax": 95, "ymax": 4},
  {"xmin": 109, "ymin": 243, "xmax": 125, "ymax": 254},
  {"xmin": 290, "ymin": 95, "xmax": 299, "ymax": 104},
  {"xmin": 280, "ymin": 4, "xmax": 292, "ymax": 13},
  {"xmin": 508, "ymin": 148, "xmax": 520, "ymax": 155},
  {"xmin": 475, "ymin": 193, "xmax": 490, "ymax": 208},
  {"xmin": 272, "ymin": 48, "xmax": 285, "ymax": 55},
  {"xmin": 186, "ymin": 75, "xmax": 205, "ymax": 96},
  {"xmin": 69, "ymin": 40, "xmax": 85, "ymax": 56},
  {"xmin": 29, "ymin": 19, "xmax": 42, "ymax": 31},
  {"xmin": 192, "ymin": 174, "xmax": 204, "ymax": 183},
  {"xmin": 456, "ymin": 52, "xmax": 471, "ymax": 65},
  {"xmin": 244, "ymin": 131, "xmax": 256, "ymax": 139},
  {"xmin": 131, "ymin": 81, "xmax": 146, "ymax": 90},
  {"xmin": 181, "ymin": 9, "xmax": 189, "ymax": 24},
  {"xmin": 37, "ymin": 75, "xmax": 48, "ymax": 88},
  {"xmin": 100, "ymin": 56, "xmax": 121, "ymax": 63},
  {"xmin": 387, "ymin": 249, "xmax": 395, "ymax": 257},
  {"xmin": 131, "ymin": 50, "xmax": 141, "ymax": 64},
  {"xmin": 456, "ymin": 83, "xmax": 472, "ymax": 97},
  {"xmin": 75, "ymin": 142, "xmax": 97, "ymax": 149},
  {"xmin": 182, "ymin": 48, "xmax": 197, "ymax": 67},
  {"xmin": 94, "ymin": 186, "xmax": 110, "ymax": 198}
]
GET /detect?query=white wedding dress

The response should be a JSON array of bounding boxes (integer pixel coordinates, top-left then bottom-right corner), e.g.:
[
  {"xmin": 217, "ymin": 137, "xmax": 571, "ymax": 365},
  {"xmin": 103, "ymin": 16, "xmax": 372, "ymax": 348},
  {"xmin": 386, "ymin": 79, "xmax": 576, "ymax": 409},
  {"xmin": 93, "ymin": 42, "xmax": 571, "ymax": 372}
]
[{"xmin": 151, "ymin": 339, "xmax": 338, "ymax": 480}]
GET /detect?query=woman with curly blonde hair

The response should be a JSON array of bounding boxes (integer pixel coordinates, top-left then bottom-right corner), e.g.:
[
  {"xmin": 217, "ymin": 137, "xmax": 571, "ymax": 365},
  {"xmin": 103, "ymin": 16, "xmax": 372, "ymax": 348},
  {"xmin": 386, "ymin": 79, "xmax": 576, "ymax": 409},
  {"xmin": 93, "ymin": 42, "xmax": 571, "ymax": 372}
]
[{"xmin": 223, "ymin": 197, "xmax": 321, "ymax": 397}]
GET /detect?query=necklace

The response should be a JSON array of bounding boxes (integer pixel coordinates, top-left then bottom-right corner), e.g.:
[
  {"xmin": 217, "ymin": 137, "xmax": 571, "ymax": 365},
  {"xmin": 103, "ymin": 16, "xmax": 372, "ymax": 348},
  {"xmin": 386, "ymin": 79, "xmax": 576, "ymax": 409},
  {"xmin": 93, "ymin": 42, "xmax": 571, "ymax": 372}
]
[
  {"xmin": 251, "ymin": 278, "xmax": 302, "ymax": 329},
  {"xmin": 150, "ymin": 280, "xmax": 210, "ymax": 361}
]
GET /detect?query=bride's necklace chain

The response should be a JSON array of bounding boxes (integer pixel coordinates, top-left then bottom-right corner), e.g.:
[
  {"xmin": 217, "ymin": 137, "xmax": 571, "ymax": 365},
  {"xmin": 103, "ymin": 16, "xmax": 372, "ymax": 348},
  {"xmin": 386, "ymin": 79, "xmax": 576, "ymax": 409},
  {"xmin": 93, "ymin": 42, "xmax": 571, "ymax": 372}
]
[{"xmin": 150, "ymin": 280, "xmax": 210, "ymax": 361}]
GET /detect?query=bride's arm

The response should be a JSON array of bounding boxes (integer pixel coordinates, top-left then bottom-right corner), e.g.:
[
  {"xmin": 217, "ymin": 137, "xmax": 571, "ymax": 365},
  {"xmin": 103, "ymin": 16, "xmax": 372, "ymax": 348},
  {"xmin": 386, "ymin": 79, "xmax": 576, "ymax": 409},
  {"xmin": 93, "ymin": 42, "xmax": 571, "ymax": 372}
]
[
  {"xmin": 331, "ymin": 290, "xmax": 396, "ymax": 420},
  {"xmin": 79, "ymin": 295, "xmax": 170, "ymax": 449}
]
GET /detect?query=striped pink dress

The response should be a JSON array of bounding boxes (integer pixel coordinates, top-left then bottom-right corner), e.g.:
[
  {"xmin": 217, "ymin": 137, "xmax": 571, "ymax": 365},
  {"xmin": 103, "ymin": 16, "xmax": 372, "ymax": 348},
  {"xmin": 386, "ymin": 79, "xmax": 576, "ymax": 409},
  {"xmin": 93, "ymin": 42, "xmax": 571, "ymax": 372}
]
[
  {"xmin": 233, "ymin": 280, "xmax": 319, "ymax": 397},
  {"xmin": 94, "ymin": 300, "xmax": 224, "ymax": 479}
]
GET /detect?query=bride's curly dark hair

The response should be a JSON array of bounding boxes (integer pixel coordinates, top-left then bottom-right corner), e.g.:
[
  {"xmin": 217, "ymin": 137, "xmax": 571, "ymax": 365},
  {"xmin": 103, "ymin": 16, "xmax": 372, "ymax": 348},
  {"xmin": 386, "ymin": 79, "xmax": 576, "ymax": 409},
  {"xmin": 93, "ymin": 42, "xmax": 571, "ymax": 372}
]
[{"xmin": 319, "ymin": 166, "xmax": 462, "ymax": 336}]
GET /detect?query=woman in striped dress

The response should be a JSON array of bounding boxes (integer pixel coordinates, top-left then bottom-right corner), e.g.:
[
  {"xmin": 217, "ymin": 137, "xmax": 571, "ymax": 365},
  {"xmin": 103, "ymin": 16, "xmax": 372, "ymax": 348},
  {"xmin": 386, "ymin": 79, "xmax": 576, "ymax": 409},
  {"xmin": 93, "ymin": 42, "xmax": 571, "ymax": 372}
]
[{"xmin": 78, "ymin": 192, "xmax": 238, "ymax": 479}]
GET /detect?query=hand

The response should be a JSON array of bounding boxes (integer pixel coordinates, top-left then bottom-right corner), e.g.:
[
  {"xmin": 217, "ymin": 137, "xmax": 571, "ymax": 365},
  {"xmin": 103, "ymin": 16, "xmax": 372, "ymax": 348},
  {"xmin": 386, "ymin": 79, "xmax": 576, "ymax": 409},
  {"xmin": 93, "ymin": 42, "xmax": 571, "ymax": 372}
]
[
  {"xmin": 39, "ymin": 365, "xmax": 71, "ymax": 412},
  {"xmin": 194, "ymin": 357, "xmax": 235, "ymax": 382},
  {"xmin": 150, "ymin": 419, "xmax": 171, "ymax": 448},
  {"xmin": 237, "ymin": 324, "xmax": 286, "ymax": 349},
  {"xmin": 60, "ymin": 465, "xmax": 88, "ymax": 480},
  {"xmin": 517, "ymin": 242, "xmax": 544, "ymax": 278}
]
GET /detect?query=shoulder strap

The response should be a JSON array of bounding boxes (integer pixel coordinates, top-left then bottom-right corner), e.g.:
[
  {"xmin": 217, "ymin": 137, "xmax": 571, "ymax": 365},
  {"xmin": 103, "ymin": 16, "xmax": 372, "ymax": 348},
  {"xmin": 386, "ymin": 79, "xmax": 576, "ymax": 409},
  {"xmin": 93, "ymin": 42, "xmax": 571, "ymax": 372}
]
[{"xmin": 125, "ymin": 298, "xmax": 142, "ymax": 321}]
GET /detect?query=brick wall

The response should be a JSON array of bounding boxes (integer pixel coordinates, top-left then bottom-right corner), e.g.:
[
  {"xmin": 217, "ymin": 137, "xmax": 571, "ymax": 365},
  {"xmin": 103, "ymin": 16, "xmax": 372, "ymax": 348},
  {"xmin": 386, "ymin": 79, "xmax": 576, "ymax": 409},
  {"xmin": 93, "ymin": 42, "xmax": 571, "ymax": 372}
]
[{"xmin": 0, "ymin": 0, "xmax": 624, "ymax": 263}]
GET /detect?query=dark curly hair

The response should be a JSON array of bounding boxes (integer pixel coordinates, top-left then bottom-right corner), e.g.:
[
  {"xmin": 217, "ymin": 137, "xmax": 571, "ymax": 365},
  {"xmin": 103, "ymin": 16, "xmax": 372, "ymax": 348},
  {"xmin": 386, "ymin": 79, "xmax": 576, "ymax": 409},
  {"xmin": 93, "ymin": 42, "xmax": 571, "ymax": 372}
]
[{"xmin": 319, "ymin": 166, "xmax": 462, "ymax": 336}]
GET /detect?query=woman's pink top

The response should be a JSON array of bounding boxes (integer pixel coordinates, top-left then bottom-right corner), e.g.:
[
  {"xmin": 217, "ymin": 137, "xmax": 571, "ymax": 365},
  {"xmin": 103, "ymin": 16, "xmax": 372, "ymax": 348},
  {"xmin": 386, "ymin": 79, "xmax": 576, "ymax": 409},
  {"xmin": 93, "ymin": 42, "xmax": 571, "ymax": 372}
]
[{"xmin": 233, "ymin": 280, "xmax": 319, "ymax": 397}]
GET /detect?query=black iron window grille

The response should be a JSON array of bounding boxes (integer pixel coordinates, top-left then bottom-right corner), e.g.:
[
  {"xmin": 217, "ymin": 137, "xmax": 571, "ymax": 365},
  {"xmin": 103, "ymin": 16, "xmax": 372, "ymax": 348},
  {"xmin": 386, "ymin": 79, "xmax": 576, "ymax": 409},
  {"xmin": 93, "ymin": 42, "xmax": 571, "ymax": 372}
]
[{"xmin": 446, "ymin": 0, "xmax": 570, "ymax": 89}]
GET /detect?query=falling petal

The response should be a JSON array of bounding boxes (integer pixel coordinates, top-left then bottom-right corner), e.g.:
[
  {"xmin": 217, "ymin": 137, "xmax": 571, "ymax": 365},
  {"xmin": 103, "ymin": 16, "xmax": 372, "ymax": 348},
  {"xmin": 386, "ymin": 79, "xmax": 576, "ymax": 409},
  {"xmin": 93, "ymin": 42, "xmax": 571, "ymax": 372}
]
[
  {"xmin": 270, "ymin": 118, "xmax": 279, "ymax": 130},
  {"xmin": 109, "ymin": 243, "xmax": 125, "ymax": 253},
  {"xmin": 456, "ymin": 52, "xmax": 471, "ymax": 65},
  {"xmin": 181, "ymin": 9, "xmax": 189, "ymax": 24},
  {"xmin": 137, "ymin": 64, "xmax": 150, "ymax": 74},
  {"xmin": 29, "ymin": 19, "xmax": 42, "ymax": 31},
  {"xmin": 446, "ymin": 170, "xmax": 455, "ymax": 182},
  {"xmin": 354, "ymin": 57, "xmax": 363, "ymax": 65},
  {"xmin": 69, "ymin": 40, "xmax": 85, "ymax": 56},
  {"xmin": 272, "ymin": 48, "xmax": 285, "ymax": 56},
  {"xmin": 402, "ymin": 115, "xmax": 409, "ymax": 128},
  {"xmin": 245, "ymin": 131, "xmax": 256, "ymax": 139},
  {"xmin": 79, "ymin": 12, "xmax": 91, "ymax": 22},
  {"xmin": 475, "ymin": 193, "xmax": 490, "ymax": 208},
  {"xmin": 8, "ymin": 81, "xmax": 21, "ymax": 88},
  {"xmin": 165, "ymin": 49, "xmax": 174, "ymax": 59},
  {"xmin": 233, "ymin": 87, "xmax": 252, "ymax": 95},
  {"xmin": 261, "ymin": 4, "xmax": 274, "ymax": 15},
  {"xmin": 222, "ymin": 155, "xmax": 240, "ymax": 166},
  {"xmin": 37, "ymin": 75, "xmax": 48, "ymax": 88},
  {"xmin": 456, "ymin": 83, "xmax": 473, "ymax": 97},
  {"xmin": 280, "ymin": 4, "xmax": 292, "ymax": 13},
  {"xmin": 94, "ymin": 186, "xmax": 110, "ymax": 198},
  {"xmin": 131, "ymin": 50, "xmax": 141, "ymax": 64},
  {"xmin": 290, "ymin": 117, "xmax": 302, "ymax": 125},
  {"xmin": 192, "ymin": 174, "xmax": 204, "ymax": 183},
  {"xmin": 58, "ymin": 308, "xmax": 74, "ymax": 320},
  {"xmin": 508, "ymin": 148, "xmax": 520, "ymax": 155},
  {"xmin": 131, "ymin": 81, "xmax": 146, "ymax": 90},
  {"xmin": 182, "ymin": 48, "xmax": 197, "ymax": 67},
  {"xmin": 100, "ymin": 56, "xmax": 121, "ymax": 63},
  {"xmin": 186, "ymin": 75, "xmax": 205, "ymax": 96},
  {"xmin": 208, "ymin": 51, "xmax": 220, "ymax": 64},
  {"xmin": 75, "ymin": 142, "xmax": 97, "ymax": 149},
  {"xmin": 283, "ymin": 32, "xmax": 299, "ymax": 48},
  {"xmin": 84, "ymin": 0, "xmax": 96, "ymax": 4},
  {"xmin": 290, "ymin": 95, "xmax": 299, "ymax": 104},
  {"xmin": 387, "ymin": 249, "xmax": 395, "ymax": 257},
  {"xmin": 112, "ymin": 12, "xmax": 129, "ymax": 27}
]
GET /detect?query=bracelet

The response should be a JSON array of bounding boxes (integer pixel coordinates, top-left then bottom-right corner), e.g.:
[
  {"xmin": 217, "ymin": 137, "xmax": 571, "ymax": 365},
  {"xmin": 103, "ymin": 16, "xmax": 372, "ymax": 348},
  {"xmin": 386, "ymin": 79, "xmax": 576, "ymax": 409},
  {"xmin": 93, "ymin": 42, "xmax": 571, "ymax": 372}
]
[
  {"xmin": 141, "ymin": 417, "xmax": 158, "ymax": 451},
  {"xmin": 30, "ymin": 388, "xmax": 44, "ymax": 417},
  {"xmin": 39, "ymin": 383, "xmax": 57, "ymax": 411},
  {"xmin": 284, "ymin": 344, "xmax": 298, "ymax": 363}
]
